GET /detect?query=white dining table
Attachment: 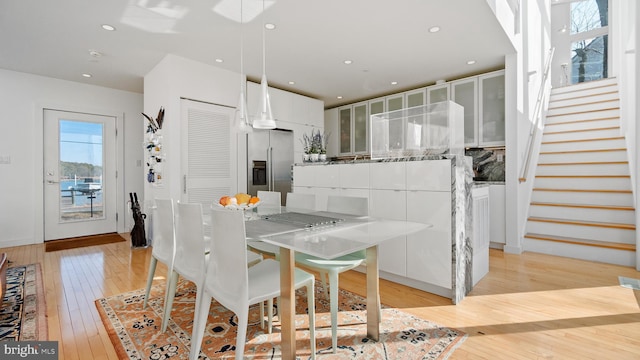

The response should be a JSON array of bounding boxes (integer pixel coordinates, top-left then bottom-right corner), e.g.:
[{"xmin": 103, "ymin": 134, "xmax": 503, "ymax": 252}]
[{"xmin": 244, "ymin": 208, "xmax": 429, "ymax": 359}]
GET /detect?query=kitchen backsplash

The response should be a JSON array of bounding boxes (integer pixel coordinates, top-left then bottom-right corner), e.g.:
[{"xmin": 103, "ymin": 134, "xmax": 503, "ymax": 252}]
[{"xmin": 465, "ymin": 148, "xmax": 505, "ymax": 182}]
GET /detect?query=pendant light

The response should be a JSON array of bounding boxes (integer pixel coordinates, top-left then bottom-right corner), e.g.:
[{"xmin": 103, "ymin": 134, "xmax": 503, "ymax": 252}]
[
  {"xmin": 234, "ymin": 0, "xmax": 252, "ymax": 133},
  {"xmin": 252, "ymin": 0, "xmax": 276, "ymax": 129}
]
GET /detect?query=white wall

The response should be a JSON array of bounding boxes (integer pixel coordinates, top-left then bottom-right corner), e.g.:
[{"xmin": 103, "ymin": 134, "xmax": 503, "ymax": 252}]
[
  {"xmin": 0, "ymin": 69, "xmax": 143, "ymax": 247},
  {"xmin": 143, "ymin": 54, "xmax": 242, "ymax": 207}
]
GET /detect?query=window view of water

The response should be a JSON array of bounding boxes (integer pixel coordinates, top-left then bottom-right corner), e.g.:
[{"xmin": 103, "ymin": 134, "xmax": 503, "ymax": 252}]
[{"xmin": 59, "ymin": 179, "xmax": 103, "ymax": 220}]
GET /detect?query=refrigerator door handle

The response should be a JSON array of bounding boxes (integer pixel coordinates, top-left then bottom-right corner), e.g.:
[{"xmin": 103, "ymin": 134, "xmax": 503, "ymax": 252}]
[
  {"xmin": 270, "ymin": 147, "xmax": 275, "ymax": 192},
  {"xmin": 266, "ymin": 147, "xmax": 272, "ymax": 192}
]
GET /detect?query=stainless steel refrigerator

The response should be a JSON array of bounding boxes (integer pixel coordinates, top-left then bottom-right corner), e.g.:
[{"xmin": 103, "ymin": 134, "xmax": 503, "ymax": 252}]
[{"xmin": 247, "ymin": 129, "xmax": 293, "ymax": 205}]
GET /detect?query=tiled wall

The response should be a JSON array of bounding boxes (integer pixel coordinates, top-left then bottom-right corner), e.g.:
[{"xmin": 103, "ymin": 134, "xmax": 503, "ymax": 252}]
[{"xmin": 465, "ymin": 148, "xmax": 505, "ymax": 182}]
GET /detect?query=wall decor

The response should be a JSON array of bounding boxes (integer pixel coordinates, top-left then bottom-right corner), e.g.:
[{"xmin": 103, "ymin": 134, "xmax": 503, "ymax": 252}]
[{"xmin": 143, "ymin": 108, "xmax": 165, "ymax": 185}]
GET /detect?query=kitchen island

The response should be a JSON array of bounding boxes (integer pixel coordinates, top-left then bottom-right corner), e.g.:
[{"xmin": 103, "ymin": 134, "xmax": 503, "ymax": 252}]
[{"xmin": 293, "ymin": 155, "xmax": 475, "ymax": 304}]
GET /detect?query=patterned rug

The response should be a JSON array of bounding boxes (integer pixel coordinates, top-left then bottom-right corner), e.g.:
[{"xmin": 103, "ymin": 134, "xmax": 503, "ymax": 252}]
[
  {"xmin": 96, "ymin": 280, "xmax": 466, "ymax": 359},
  {"xmin": 0, "ymin": 263, "xmax": 48, "ymax": 340}
]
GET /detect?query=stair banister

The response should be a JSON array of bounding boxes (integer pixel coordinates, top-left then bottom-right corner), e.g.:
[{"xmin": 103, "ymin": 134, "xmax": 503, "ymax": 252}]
[{"xmin": 519, "ymin": 47, "xmax": 555, "ymax": 183}]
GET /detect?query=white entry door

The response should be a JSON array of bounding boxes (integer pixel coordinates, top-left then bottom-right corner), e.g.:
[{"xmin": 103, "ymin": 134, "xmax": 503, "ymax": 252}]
[{"xmin": 43, "ymin": 109, "xmax": 117, "ymax": 240}]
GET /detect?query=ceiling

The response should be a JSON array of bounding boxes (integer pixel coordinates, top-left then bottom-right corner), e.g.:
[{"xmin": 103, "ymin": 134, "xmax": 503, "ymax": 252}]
[{"xmin": 0, "ymin": 0, "xmax": 514, "ymax": 109}]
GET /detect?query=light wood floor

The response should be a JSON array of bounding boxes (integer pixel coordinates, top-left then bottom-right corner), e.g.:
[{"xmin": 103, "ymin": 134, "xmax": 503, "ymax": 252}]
[{"xmin": 3, "ymin": 237, "xmax": 640, "ymax": 359}]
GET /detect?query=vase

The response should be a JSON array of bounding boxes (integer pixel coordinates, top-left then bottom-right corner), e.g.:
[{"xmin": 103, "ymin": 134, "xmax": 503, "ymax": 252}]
[
  {"xmin": 319, "ymin": 153, "xmax": 327, "ymax": 162},
  {"xmin": 310, "ymin": 153, "xmax": 319, "ymax": 162},
  {"xmin": 303, "ymin": 153, "xmax": 310, "ymax": 162}
]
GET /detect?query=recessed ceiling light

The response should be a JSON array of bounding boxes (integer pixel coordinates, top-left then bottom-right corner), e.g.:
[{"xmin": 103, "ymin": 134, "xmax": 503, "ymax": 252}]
[
  {"xmin": 101, "ymin": 24, "xmax": 116, "ymax": 31},
  {"xmin": 215, "ymin": 58, "xmax": 223, "ymax": 63},
  {"xmin": 82, "ymin": 73, "xmax": 92, "ymax": 78},
  {"xmin": 288, "ymin": 81, "xmax": 295, "ymax": 85},
  {"xmin": 467, "ymin": 60, "xmax": 476, "ymax": 65},
  {"xmin": 429, "ymin": 26, "xmax": 440, "ymax": 33},
  {"xmin": 337, "ymin": 96, "xmax": 343, "ymax": 99},
  {"xmin": 344, "ymin": 60, "xmax": 353, "ymax": 65},
  {"xmin": 265, "ymin": 23, "xmax": 276, "ymax": 30},
  {"xmin": 391, "ymin": 81, "xmax": 398, "ymax": 85}
]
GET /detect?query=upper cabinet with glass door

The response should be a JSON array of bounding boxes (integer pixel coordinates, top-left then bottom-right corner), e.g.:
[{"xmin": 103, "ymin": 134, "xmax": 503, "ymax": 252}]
[
  {"xmin": 478, "ymin": 71, "xmax": 505, "ymax": 146},
  {"xmin": 338, "ymin": 101, "xmax": 369, "ymax": 156},
  {"xmin": 451, "ymin": 77, "xmax": 478, "ymax": 147}
]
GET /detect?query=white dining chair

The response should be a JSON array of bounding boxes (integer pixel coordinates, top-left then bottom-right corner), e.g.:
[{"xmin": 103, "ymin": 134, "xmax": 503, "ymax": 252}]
[
  {"xmin": 295, "ymin": 195, "xmax": 372, "ymax": 353},
  {"xmin": 257, "ymin": 190, "xmax": 282, "ymax": 207},
  {"xmin": 285, "ymin": 192, "xmax": 316, "ymax": 211},
  {"xmin": 142, "ymin": 199, "xmax": 175, "ymax": 311},
  {"xmin": 189, "ymin": 209, "xmax": 316, "ymax": 360},
  {"xmin": 163, "ymin": 202, "xmax": 263, "ymax": 333}
]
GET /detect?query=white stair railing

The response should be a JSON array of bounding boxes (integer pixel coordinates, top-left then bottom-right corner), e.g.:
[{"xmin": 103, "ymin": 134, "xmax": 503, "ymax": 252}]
[{"xmin": 519, "ymin": 47, "xmax": 555, "ymax": 182}]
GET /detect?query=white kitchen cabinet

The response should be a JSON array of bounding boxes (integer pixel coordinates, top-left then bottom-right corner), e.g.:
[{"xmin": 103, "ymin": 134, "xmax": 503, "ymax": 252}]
[
  {"xmin": 338, "ymin": 106, "xmax": 352, "ymax": 155},
  {"xmin": 370, "ymin": 189, "xmax": 407, "ymax": 276},
  {"xmin": 451, "ymin": 77, "xmax": 479, "ymax": 147},
  {"xmin": 471, "ymin": 186, "xmax": 490, "ymax": 285},
  {"xmin": 292, "ymin": 159, "xmax": 470, "ymax": 302},
  {"xmin": 324, "ymin": 108, "xmax": 339, "ymax": 158},
  {"xmin": 406, "ymin": 160, "xmax": 451, "ymax": 191},
  {"xmin": 479, "ymin": 71, "xmax": 506, "ymax": 146},
  {"xmin": 427, "ymin": 83, "xmax": 450, "ymax": 104},
  {"xmin": 292, "ymin": 165, "xmax": 316, "ymax": 187},
  {"xmin": 406, "ymin": 191, "xmax": 452, "ymax": 288},
  {"xmin": 406, "ymin": 88, "xmax": 426, "ymax": 108},
  {"xmin": 338, "ymin": 163, "xmax": 369, "ymax": 189},
  {"xmin": 489, "ymin": 184, "xmax": 506, "ymax": 245},
  {"xmin": 370, "ymin": 162, "xmax": 405, "ymax": 190}
]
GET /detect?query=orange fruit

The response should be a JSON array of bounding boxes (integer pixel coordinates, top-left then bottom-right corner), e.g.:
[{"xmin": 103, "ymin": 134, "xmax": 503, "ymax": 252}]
[
  {"xmin": 219, "ymin": 196, "xmax": 232, "ymax": 206},
  {"xmin": 235, "ymin": 193, "xmax": 251, "ymax": 205},
  {"xmin": 249, "ymin": 196, "xmax": 260, "ymax": 204}
]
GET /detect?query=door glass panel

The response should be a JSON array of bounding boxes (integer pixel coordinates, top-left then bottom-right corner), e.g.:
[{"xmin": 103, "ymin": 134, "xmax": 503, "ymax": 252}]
[
  {"xmin": 59, "ymin": 120, "xmax": 104, "ymax": 221},
  {"xmin": 453, "ymin": 81, "xmax": 476, "ymax": 144},
  {"xmin": 339, "ymin": 108, "xmax": 351, "ymax": 153},
  {"xmin": 571, "ymin": 35, "xmax": 608, "ymax": 84},
  {"xmin": 353, "ymin": 104, "xmax": 367, "ymax": 153}
]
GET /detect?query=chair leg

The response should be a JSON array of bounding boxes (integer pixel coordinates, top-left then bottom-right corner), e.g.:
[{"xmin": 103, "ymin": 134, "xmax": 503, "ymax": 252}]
[
  {"xmin": 162, "ymin": 270, "xmax": 179, "ymax": 332},
  {"xmin": 267, "ymin": 298, "xmax": 274, "ymax": 334},
  {"xmin": 142, "ymin": 257, "xmax": 157, "ymax": 309},
  {"xmin": 235, "ymin": 307, "xmax": 249, "ymax": 360},
  {"xmin": 329, "ymin": 270, "xmax": 339, "ymax": 353},
  {"xmin": 260, "ymin": 301, "xmax": 265, "ymax": 329},
  {"xmin": 306, "ymin": 280, "xmax": 316, "ymax": 360},
  {"xmin": 188, "ymin": 295, "xmax": 212, "ymax": 360}
]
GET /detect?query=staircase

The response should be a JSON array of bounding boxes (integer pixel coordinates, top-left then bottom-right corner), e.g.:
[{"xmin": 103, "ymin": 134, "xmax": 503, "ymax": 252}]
[{"xmin": 523, "ymin": 78, "xmax": 636, "ymax": 266}]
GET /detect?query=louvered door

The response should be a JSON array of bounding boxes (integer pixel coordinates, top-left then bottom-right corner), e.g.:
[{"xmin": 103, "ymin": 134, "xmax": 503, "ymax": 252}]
[{"xmin": 180, "ymin": 99, "xmax": 237, "ymax": 209}]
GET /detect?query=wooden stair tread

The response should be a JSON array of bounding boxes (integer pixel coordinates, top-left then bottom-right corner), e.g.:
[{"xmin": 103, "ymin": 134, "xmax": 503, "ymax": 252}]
[
  {"xmin": 538, "ymin": 161, "xmax": 628, "ymax": 166},
  {"xmin": 524, "ymin": 233, "xmax": 635, "ymax": 251},
  {"xmin": 548, "ymin": 90, "xmax": 618, "ymax": 104},
  {"xmin": 546, "ymin": 107, "xmax": 620, "ymax": 118},
  {"xmin": 547, "ymin": 98, "xmax": 620, "ymax": 111},
  {"xmin": 528, "ymin": 217, "xmax": 635, "ymax": 230},
  {"xmin": 530, "ymin": 202, "xmax": 634, "ymax": 211},
  {"xmin": 533, "ymin": 188, "xmax": 632, "ymax": 193},
  {"xmin": 535, "ymin": 174, "xmax": 630, "ymax": 178},
  {"xmin": 542, "ymin": 136, "xmax": 624, "ymax": 144},
  {"xmin": 540, "ymin": 148, "xmax": 626, "ymax": 155},
  {"xmin": 544, "ymin": 126, "xmax": 619, "ymax": 135},
  {"xmin": 545, "ymin": 116, "xmax": 619, "ymax": 126}
]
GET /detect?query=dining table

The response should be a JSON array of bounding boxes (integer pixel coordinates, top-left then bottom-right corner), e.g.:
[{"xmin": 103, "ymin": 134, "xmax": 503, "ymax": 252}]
[{"xmin": 244, "ymin": 206, "xmax": 430, "ymax": 359}]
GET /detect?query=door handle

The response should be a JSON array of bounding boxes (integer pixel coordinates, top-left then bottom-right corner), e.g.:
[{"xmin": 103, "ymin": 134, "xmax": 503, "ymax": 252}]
[
  {"xmin": 270, "ymin": 147, "xmax": 274, "ymax": 191},
  {"xmin": 47, "ymin": 180, "xmax": 59, "ymax": 184}
]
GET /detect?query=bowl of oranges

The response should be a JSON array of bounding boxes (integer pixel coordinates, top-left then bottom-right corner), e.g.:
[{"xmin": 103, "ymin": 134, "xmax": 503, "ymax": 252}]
[{"xmin": 216, "ymin": 193, "xmax": 260, "ymax": 210}]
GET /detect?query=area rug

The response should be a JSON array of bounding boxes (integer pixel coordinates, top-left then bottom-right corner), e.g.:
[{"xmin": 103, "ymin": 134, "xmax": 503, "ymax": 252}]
[
  {"xmin": 0, "ymin": 263, "xmax": 48, "ymax": 341},
  {"xmin": 45, "ymin": 232, "xmax": 126, "ymax": 252},
  {"xmin": 96, "ymin": 280, "xmax": 466, "ymax": 359}
]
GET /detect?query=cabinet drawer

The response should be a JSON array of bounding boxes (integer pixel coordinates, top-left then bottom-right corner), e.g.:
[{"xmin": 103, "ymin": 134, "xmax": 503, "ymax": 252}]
[
  {"xmin": 370, "ymin": 162, "xmax": 405, "ymax": 190},
  {"xmin": 406, "ymin": 160, "xmax": 451, "ymax": 191},
  {"xmin": 293, "ymin": 166, "xmax": 315, "ymax": 187},
  {"xmin": 315, "ymin": 165, "xmax": 340, "ymax": 188},
  {"xmin": 339, "ymin": 163, "xmax": 370, "ymax": 189}
]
